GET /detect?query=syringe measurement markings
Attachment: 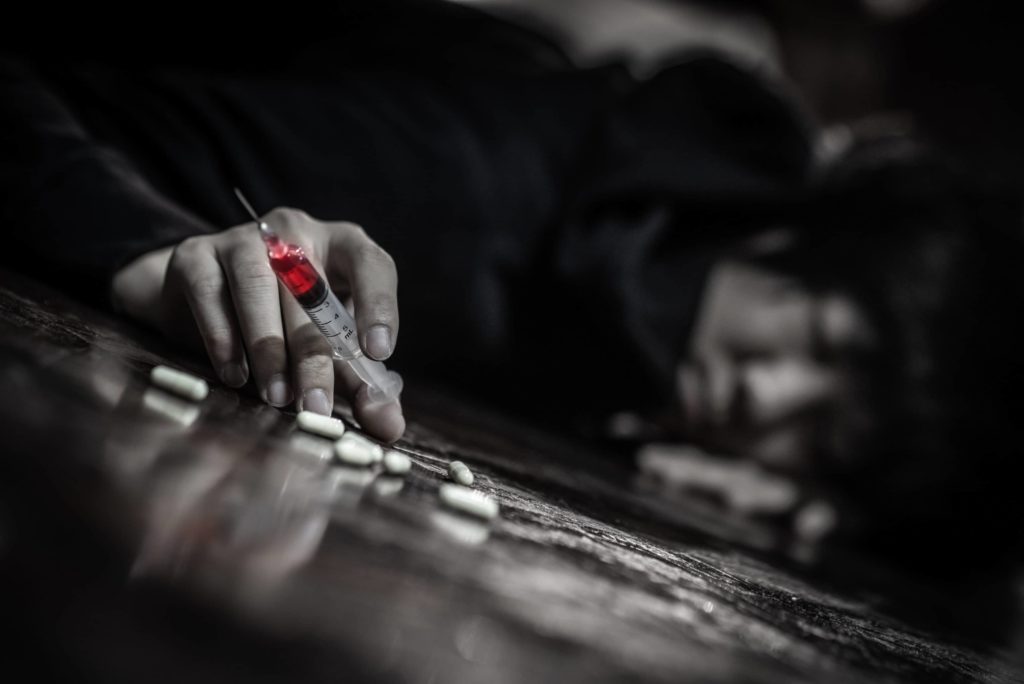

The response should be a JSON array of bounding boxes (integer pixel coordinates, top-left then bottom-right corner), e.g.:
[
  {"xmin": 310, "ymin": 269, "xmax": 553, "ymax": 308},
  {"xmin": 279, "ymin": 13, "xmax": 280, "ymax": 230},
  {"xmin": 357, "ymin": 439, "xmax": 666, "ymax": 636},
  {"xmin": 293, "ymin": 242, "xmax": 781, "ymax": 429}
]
[{"xmin": 308, "ymin": 306, "xmax": 355, "ymax": 340}]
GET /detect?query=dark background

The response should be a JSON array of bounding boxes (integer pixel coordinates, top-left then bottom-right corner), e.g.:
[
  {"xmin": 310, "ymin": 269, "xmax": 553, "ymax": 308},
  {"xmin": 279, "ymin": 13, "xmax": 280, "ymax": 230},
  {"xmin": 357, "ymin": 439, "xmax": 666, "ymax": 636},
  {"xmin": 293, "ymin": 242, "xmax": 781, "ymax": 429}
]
[{"xmin": 4, "ymin": 0, "xmax": 1021, "ymax": 183}]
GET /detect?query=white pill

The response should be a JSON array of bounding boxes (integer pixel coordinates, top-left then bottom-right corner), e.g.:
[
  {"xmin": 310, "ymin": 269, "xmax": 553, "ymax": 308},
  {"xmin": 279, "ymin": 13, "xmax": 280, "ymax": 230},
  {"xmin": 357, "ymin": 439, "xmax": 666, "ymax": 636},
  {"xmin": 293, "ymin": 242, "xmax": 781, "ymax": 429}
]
[
  {"xmin": 439, "ymin": 484, "xmax": 498, "ymax": 520},
  {"xmin": 347, "ymin": 432, "xmax": 384, "ymax": 458},
  {"xmin": 334, "ymin": 433, "xmax": 383, "ymax": 466},
  {"xmin": 149, "ymin": 365, "xmax": 209, "ymax": 401},
  {"xmin": 382, "ymin": 449, "xmax": 411, "ymax": 475},
  {"xmin": 296, "ymin": 410, "xmax": 347, "ymax": 439},
  {"xmin": 448, "ymin": 460, "xmax": 474, "ymax": 486}
]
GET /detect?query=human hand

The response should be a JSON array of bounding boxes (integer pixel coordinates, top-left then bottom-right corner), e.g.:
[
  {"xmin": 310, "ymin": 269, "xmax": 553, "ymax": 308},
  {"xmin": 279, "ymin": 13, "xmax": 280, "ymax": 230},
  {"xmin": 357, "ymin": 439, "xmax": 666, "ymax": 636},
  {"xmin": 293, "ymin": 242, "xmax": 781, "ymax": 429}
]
[{"xmin": 111, "ymin": 208, "xmax": 404, "ymax": 442}]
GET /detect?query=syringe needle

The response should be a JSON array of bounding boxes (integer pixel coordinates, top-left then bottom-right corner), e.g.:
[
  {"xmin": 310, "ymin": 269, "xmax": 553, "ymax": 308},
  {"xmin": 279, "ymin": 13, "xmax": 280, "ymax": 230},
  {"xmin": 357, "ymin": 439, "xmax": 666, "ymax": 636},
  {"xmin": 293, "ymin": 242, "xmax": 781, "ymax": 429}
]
[
  {"xmin": 233, "ymin": 187, "xmax": 277, "ymax": 239},
  {"xmin": 233, "ymin": 187, "xmax": 262, "ymax": 223}
]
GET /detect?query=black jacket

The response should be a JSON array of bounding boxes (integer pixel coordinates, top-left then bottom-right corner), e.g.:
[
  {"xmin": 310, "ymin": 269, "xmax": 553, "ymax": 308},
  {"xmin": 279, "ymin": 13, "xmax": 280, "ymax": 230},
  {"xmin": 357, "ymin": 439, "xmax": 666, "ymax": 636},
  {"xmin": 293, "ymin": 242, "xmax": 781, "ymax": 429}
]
[{"xmin": 0, "ymin": 7, "xmax": 814, "ymax": 421}]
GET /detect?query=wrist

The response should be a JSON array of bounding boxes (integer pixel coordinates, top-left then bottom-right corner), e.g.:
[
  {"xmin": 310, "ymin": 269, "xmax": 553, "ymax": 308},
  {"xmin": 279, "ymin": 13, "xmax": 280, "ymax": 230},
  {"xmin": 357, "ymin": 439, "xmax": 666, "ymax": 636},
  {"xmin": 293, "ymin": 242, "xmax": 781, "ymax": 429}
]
[{"xmin": 110, "ymin": 245, "xmax": 174, "ymax": 326}]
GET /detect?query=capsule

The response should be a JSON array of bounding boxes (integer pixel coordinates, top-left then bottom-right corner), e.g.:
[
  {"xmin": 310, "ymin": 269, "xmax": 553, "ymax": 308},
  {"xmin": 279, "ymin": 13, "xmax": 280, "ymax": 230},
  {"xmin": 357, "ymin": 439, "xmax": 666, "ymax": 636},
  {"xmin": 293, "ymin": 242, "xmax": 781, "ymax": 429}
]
[
  {"xmin": 448, "ymin": 460, "xmax": 474, "ymax": 486},
  {"xmin": 382, "ymin": 449, "xmax": 411, "ymax": 475},
  {"xmin": 150, "ymin": 365, "xmax": 209, "ymax": 401},
  {"xmin": 439, "ymin": 484, "xmax": 498, "ymax": 520},
  {"xmin": 334, "ymin": 432, "xmax": 383, "ymax": 466},
  {"xmin": 296, "ymin": 410, "xmax": 347, "ymax": 439}
]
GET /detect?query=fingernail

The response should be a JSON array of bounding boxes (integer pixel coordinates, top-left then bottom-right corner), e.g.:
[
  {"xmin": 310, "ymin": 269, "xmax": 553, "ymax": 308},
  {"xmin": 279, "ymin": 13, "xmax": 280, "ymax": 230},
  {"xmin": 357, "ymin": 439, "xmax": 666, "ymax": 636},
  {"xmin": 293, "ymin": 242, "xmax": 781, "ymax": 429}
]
[
  {"xmin": 301, "ymin": 388, "xmax": 331, "ymax": 415},
  {"xmin": 266, "ymin": 374, "xmax": 292, "ymax": 406},
  {"xmin": 220, "ymin": 362, "xmax": 247, "ymax": 388},
  {"xmin": 366, "ymin": 325, "xmax": 392, "ymax": 360}
]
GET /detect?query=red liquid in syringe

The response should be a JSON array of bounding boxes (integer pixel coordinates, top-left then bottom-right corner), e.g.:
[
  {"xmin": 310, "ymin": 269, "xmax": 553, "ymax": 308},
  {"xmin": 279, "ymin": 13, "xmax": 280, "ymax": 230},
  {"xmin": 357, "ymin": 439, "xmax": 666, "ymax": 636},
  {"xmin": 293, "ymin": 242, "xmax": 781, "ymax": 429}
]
[
  {"xmin": 263, "ymin": 234, "xmax": 328, "ymax": 307},
  {"xmin": 262, "ymin": 229, "xmax": 361, "ymax": 358}
]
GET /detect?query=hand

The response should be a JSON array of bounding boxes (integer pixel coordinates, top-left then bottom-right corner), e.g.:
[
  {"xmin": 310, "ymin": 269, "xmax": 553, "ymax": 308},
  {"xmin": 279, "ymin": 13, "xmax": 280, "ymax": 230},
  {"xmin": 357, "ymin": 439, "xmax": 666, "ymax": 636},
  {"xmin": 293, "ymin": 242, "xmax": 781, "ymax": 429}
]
[{"xmin": 111, "ymin": 208, "xmax": 404, "ymax": 442}]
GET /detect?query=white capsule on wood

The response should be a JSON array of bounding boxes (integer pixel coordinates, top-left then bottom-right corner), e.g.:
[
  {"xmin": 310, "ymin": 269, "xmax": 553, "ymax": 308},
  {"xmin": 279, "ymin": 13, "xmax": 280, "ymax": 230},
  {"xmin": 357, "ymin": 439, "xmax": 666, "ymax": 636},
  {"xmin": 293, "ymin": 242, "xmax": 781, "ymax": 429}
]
[
  {"xmin": 382, "ymin": 449, "xmax": 411, "ymax": 475},
  {"xmin": 296, "ymin": 410, "xmax": 346, "ymax": 439},
  {"xmin": 150, "ymin": 365, "xmax": 209, "ymax": 401},
  {"xmin": 334, "ymin": 433, "xmax": 383, "ymax": 466},
  {"xmin": 439, "ymin": 484, "xmax": 498, "ymax": 520},
  {"xmin": 448, "ymin": 460, "xmax": 474, "ymax": 486}
]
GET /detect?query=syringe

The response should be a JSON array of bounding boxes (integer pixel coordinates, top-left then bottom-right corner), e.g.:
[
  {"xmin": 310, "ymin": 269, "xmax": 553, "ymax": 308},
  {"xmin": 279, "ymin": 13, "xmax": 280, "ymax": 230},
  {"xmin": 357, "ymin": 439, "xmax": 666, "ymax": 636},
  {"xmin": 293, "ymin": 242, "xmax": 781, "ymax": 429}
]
[{"xmin": 234, "ymin": 189, "xmax": 403, "ymax": 404}]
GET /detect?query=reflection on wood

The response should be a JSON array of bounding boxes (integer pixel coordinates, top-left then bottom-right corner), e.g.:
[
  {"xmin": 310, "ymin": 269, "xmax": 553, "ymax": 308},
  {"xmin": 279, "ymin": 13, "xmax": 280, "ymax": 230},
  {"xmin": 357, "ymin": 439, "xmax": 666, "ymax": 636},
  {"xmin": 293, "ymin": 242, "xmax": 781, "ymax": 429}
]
[{"xmin": 1, "ymin": 268, "xmax": 1021, "ymax": 683}]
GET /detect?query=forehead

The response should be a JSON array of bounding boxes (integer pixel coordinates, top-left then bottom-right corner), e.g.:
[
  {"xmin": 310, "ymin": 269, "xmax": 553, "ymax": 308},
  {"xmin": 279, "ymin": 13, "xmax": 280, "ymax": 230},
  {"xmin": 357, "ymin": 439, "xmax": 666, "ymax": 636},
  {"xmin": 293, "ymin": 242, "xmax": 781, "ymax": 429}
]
[
  {"xmin": 721, "ymin": 261, "xmax": 876, "ymax": 344},
  {"xmin": 733, "ymin": 261, "xmax": 877, "ymax": 351},
  {"xmin": 692, "ymin": 260, "xmax": 878, "ymax": 362}
]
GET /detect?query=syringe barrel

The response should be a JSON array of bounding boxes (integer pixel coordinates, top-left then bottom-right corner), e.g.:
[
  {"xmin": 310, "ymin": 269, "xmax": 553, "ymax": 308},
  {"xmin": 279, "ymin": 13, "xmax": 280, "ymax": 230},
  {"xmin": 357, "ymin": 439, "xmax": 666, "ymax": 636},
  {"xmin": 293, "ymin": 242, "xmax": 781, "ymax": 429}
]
[
  {"xmin": 301, "ymin": 287, "xmax": 403, "ymax": 403},
  {"xmin": 262, "ymin": 231, "xmax": 402, "ymax": 404},
  {"xmin": 302, "ymin": 286, "xmax": 362, "ymax": 359}
]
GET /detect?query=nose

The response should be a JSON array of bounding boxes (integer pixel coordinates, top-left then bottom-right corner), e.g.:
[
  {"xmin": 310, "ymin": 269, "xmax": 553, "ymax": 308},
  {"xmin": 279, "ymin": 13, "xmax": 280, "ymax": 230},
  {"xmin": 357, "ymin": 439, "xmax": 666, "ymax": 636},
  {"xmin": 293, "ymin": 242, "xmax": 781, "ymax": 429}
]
[{"xmin": 740, "ymin": 358, "xmax": 837, "ymax": 428}]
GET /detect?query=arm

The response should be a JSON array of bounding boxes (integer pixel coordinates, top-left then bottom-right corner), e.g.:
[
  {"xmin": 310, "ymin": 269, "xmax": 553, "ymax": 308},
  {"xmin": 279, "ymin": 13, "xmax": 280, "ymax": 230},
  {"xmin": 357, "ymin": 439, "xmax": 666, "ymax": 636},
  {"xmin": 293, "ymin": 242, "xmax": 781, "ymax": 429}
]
[
  {"xmin": 0, "ymin": 60, "xmax": 404, "ymax": 441},
  {"xmin": 0, "ymin": 59, "xmax": 213, "ymax": 302}
]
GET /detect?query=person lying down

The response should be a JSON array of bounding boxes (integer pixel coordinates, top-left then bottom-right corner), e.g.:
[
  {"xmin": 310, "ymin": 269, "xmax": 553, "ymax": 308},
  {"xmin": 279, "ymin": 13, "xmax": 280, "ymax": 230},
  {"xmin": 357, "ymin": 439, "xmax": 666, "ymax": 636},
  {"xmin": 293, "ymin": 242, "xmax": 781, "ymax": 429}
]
[{"xmin": 2, "ymin": 44, "xmax": 1022, "ymax": 574}]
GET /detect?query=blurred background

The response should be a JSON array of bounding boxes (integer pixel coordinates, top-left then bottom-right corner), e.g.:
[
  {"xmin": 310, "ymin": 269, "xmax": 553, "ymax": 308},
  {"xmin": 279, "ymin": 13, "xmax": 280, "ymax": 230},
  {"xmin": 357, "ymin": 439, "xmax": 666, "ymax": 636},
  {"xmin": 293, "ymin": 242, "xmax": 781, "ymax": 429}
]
[
  {"xmin": 5, "ymin": 0, "xmax": 1023, "ymax": 187},
  {"xmin": 451, "ymin": 0, "xmax": 1023, "ymax": 182}
]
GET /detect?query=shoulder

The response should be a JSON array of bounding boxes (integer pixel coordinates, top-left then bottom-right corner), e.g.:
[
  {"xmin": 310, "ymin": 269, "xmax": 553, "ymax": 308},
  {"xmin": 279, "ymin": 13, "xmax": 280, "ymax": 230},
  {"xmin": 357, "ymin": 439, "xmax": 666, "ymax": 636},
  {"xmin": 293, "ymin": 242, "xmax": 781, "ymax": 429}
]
[
  {"xmin": 571, "ymin": 52, "xmax": 817, "ymax": 205},
  {"xmin": 625, "ymin": 52, "xmax": 816, "ymax": 178}
]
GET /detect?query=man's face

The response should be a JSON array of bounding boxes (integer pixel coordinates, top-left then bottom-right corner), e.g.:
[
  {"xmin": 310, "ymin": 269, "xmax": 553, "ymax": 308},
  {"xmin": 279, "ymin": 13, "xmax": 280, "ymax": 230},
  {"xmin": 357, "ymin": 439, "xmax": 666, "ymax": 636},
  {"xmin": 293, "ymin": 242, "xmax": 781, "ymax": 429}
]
[{"xmin": 678, "ymin": 260, "xmax": 875, "ymax": 472}]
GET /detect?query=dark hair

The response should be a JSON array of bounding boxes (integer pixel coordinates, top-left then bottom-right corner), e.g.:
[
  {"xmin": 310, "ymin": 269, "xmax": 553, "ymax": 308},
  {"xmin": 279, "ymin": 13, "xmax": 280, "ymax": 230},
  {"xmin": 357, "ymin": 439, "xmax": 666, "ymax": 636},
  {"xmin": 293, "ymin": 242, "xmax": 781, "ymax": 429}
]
[{"xmin": 757, "ymin": 136, "xmax": 1024, "ymax": 573}]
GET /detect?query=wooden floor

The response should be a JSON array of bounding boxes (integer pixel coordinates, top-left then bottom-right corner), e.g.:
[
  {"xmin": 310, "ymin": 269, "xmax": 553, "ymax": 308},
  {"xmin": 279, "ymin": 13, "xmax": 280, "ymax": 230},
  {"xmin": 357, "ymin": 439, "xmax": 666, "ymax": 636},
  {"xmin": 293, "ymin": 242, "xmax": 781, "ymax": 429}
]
[{"xmin": 1, "ymin": 268, "xmax": 1022, "ymax": 683}]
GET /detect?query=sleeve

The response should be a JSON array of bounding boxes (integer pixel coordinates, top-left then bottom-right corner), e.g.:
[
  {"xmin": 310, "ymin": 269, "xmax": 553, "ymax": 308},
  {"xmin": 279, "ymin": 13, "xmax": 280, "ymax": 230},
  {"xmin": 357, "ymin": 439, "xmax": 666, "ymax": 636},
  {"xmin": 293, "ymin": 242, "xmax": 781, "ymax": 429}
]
[{"xmin": 0, "ymin": 59, "xmax": 214, "ymax": 304}]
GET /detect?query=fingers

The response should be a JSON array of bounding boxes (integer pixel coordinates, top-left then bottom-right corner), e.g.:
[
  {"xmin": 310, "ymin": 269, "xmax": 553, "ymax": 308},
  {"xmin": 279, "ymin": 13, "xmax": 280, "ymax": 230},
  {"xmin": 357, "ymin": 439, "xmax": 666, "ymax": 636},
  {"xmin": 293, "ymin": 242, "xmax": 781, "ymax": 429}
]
[
  {"xmin": 216, "ymin": 229, "xmax": 291, "ymax": 406},
  {"xmin": 327, "ymin": 223, "xmax": 399, "ymax": 361},
  {"xmin": 161, "ymin": 209, "xmax": 402, "ymax": 429},
  {"xmin": 335, "ymin": 359, "xmax": 405, "ymax": 443},
  {"xmin": 279, "ymin": 281, "xmax": 335, "ymax": 415},
  {"xmin": 166, "ymin": 237, "xmax": 249, "ymax": 387}
]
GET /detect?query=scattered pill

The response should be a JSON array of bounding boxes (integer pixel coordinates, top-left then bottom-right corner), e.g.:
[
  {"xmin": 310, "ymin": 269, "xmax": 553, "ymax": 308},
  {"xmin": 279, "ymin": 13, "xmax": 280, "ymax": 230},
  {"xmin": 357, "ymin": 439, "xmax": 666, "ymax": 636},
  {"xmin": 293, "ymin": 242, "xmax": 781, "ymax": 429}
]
[
  {"xmin": 382, "ymin": 449, "xmax": 411, "ymax": 475},
  {"xmin": 448, "ymin": 460, "xmax": 474, "ymax": 486},
  {"xmin": 439, "ymin": 484, "xmax": 498, "ymax": 520},
  {"xmin": 334, "ymin": 433, "xmax": 383, "ymax": 466},
  {"xmin": 296, "ymin": 410, "xmax": 347, "ymax": 439},
  {"xmin": 150, "ymin": 365, "xmax": 209, "ymax": 401}
]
